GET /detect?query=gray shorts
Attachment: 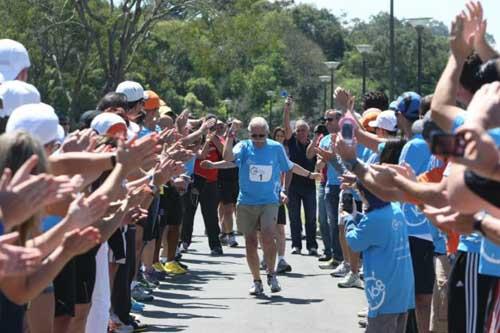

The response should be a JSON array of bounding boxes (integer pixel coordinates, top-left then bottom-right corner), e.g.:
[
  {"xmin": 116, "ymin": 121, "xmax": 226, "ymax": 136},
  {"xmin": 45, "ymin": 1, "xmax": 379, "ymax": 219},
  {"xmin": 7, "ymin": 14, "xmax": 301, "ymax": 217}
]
[
  {"xmin": 366, "ymin": 312, "xmax": 408, "ymax": 333},
  {"xmin": 236, "ymin": 204, "xmax": 279, "ymax": 235}
]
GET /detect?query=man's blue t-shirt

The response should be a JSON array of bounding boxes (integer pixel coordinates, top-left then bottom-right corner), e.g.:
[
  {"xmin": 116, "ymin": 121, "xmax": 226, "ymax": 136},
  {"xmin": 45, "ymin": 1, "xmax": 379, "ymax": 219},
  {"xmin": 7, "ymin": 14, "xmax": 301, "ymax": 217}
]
[
  {"xmin": 398, "ymin": 134, "xmax": 432, "ymax": 237},
  {"xmin": 319, "ymin": 134, "xmax": 341, "ymax": 185},
  {"xmin": 345, "ymin": 202, "xmax": 415, "ymax": 318},
  {"xmin": 479, "ymin": 237, "xmax": 500, "ymax": 277},
  {"xmin": 233, "ymin": 139, "xmax": 294, "ymax": 205}
]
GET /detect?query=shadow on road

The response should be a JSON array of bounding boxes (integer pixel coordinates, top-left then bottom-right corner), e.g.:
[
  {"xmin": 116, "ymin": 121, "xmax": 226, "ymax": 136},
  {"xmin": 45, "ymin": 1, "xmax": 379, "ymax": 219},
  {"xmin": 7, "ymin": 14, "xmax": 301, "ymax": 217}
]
[
  {"xmin": 144, "ymin": 324, "xmax": 189, "ymax": 332},
  {"xmin": 256, "ymin": 295, "xmax": 324, "ymax": 306},
  {"xmin": 141, "ymin": 309, "xmax": 220, "ymax": 320}
]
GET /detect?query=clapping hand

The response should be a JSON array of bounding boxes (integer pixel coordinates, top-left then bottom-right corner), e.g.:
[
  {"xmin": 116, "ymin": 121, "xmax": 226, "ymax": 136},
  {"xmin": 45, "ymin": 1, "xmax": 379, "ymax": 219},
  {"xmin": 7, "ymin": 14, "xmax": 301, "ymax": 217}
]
[{"xmin": 0, "ymin": 232, "xmax": 42, "ymax": 278}]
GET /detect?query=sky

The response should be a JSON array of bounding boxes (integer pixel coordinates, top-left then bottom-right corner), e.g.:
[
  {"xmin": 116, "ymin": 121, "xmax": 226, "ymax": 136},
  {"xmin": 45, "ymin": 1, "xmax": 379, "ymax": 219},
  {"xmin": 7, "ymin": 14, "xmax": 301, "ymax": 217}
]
[{"xmin": 295, "ymin": 0, "xmax": 500, "ymax": 44}]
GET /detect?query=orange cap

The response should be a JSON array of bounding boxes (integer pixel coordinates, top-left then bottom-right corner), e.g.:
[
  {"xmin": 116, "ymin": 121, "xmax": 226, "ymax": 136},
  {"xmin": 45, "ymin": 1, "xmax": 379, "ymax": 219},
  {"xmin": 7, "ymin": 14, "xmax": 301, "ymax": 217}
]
[
  {"xmin": 361, "ymin": 108, "xmax": 381, "ymax": 133},
  {"xmin": 144, "ymin": 90, "xmax": 160, "ymax": 111}
]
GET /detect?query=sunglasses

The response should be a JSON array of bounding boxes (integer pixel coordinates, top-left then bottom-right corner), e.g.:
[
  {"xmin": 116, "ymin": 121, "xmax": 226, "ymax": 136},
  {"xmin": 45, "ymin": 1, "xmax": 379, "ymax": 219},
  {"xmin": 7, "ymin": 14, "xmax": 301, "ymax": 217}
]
[
  {"xmin": 251, "ymin": 134, "xmax": 266, "ymax": 139},
  {"xmin": 324, "ymin": 118, "xmax": 335, "ymax": 122}
]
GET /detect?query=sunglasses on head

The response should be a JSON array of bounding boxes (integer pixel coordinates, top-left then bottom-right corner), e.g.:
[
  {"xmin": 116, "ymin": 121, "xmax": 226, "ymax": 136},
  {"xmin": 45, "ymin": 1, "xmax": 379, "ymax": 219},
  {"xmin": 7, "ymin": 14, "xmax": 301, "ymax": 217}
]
[{"xmin": 251, "ymin": 134, "xmax": 266, "ymax": 139}]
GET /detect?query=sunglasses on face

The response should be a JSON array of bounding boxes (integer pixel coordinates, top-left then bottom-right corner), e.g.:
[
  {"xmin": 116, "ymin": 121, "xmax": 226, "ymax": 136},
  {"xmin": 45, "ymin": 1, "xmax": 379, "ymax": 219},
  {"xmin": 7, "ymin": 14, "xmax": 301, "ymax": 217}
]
[{"xmin": 251, "ymin": 134, "xmax": 266, "ymax": 139}]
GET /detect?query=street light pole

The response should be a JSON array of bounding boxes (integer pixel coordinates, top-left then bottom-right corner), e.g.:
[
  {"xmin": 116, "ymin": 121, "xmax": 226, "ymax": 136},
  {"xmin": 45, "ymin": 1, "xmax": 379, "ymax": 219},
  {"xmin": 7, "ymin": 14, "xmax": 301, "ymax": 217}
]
[
  {"xmin": 324, "ymin": 61, "xmax": 340, "ymax": 108},
  {"xmin": 265, "ymin": 91, "xmax": 275, "ymax": 128},
  {"xmin": 407, "ymin": 18, "xmax": 431, "ymax": 95},
  {"xmin": 319, "ymin": 75, "xmax": 331, "ymax": 113},
  {"xmin": 390, "ymin": 0, "xmax": 395, "ymax": 100},
  {"xmin": 356, "ymin": 44, "xmax": 374, "ymax": 97}
]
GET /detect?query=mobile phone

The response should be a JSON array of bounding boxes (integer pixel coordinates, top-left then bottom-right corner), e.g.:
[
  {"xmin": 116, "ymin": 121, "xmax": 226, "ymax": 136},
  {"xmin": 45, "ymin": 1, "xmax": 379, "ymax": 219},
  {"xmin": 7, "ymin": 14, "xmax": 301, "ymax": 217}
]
[
  {"xmin": 430, "ymin": 132, "xmax": 466, "ymax": 157},
  {"xmin": 340, "ymin": 118, "xmax": 355, "ymax": 145}
]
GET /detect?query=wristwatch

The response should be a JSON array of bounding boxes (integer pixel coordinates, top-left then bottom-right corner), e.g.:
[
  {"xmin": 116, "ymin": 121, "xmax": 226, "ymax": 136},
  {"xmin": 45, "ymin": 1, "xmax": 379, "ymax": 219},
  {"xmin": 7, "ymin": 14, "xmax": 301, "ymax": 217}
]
[
  {"xmin": 344, "ymin": 158, "xmax": 360, "ymax": 173},
  {"xmin": 473, "ymin": 211, "xmax": 487, "ymax": 236}
]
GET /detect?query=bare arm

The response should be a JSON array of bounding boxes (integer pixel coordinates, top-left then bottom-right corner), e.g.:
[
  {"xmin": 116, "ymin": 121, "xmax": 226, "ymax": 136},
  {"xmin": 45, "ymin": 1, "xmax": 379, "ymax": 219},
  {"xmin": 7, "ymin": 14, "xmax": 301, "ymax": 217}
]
[
  {"xmin": 352, "ymin": 162, "xmax": 404, "ymax": 202},
  {"xmin": 482, "ymin": 215, "xmax": 500, "ymax": 245},
  {"xmin": 354, "ymin": 127, "xmax": 385, "ymax": 152},
  {"xmin": 393, "ymin": 175, "xmax": 448, "ymax": 208},
  {"xmin": 49, "ymin": 152, "xmax": 114, "ymax": 186},
  {"xmin": 223, "ymin": 136, "xmax": 235, "ymax": 162},
  {"xmin": 430, "ymin": 55, "xmax": 466, "ymax": 133},
  {"xmin": 306, "ymin": 135, "xmax": 320, "ymax": 159}
]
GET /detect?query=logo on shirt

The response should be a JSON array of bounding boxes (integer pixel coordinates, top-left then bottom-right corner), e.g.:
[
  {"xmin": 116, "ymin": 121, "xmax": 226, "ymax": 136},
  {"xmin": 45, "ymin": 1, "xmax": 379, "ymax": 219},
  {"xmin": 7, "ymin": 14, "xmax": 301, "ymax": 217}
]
[
  {"xmin": 392, "ymin": 219, "xmax": 402, "ymax": 231},
  {"xmin": 401, "ymin": 203, "xmax": 427, "ymax": 227},
  {"xmin": 365, "ymin": 271, "xmax": 386, "ymax": 311},
  {"xmin": 480, "ymin": 241, "xmax": 500, "ymax": 265}
]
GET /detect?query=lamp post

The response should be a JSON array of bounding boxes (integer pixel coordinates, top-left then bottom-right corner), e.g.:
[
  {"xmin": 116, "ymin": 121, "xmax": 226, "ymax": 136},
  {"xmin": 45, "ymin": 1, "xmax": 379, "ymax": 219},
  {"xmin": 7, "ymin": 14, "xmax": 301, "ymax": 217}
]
[
  {"xmin": 223, "ymin": 98, "xmax": 232, "ymax": 119},
  {"xmin": 390, "ymin": 0, "xmax": 395, "ymax": 100},
  {"xmin": 324, "ymin": 61, "xmax": 340, "ymax": 108},
  {"xmin": 265, "ymin": 90, "xmax": 275, "ymax": 128},
  {"xmin": 356, "ymin": 44, "xmax": 374, "ymax": 96},
  {"xmin": 407, "ymin": 17, "xmax": 431, "ymax": 95},
  {"xmin": 319, "ymin": 75, "xmax": 331, "ymax": 113}
]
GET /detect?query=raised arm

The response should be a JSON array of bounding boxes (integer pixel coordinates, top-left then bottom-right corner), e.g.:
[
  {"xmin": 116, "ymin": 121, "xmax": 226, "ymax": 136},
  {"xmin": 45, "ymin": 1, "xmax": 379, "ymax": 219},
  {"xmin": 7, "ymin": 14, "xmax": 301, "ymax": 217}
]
[{"xmin": 431, "ymin": 15, "xmax": 471, "ymax": 133}]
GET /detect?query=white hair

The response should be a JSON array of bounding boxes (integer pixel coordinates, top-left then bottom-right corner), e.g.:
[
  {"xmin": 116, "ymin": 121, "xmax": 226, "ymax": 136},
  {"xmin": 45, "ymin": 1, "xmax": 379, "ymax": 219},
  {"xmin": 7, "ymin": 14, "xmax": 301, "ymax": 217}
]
[
  {"xmin": 248, "ymin": 116, "xmax": 269, "ymax": 133},
  {"xmin": 295, "ymin": 119, "xmax": 309, "ymax": 130}
]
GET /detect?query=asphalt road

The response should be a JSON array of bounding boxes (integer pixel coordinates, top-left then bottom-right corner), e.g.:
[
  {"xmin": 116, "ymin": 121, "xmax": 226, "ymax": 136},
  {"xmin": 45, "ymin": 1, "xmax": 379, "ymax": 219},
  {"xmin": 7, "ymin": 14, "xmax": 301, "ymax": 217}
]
[{"xmin": 139, "ymin": 211, "xmax": 366, "ymax": 333}]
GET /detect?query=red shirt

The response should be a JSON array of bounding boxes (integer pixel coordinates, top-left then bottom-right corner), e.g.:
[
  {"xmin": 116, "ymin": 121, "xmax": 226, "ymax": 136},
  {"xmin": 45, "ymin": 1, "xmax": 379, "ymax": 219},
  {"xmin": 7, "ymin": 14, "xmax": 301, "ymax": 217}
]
[{"xmin": 194, "ymin": 141, "xmax": 221, "ymax": 182}]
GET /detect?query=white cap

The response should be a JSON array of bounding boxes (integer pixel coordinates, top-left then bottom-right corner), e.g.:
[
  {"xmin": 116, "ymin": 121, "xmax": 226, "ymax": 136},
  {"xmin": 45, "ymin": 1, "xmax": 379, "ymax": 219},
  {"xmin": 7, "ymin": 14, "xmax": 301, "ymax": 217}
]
[
  {"xmin": 0, "ymin": 81, "xmax": 41, "ymax": 117},
  {"xmin": 116, "ymin": 81, "xmax": 148, "ymax": 103},
  {"xmin": 6, "ymin": 103, "xmax": 59, "ymax": 145},
  {"xmin": 0, "ymin": 39, "xmax": 30, "ymax": 81},
  {"xmin": 90, "ymin": 112, "xmax": 127, "ymax": 135},
  {"xmin": 56, "ymin": 124, "xmax": 65, "ymax": 144},
  {"xmin": 368, "ymin": 110, "xmax": 397, "ymax": 132}
]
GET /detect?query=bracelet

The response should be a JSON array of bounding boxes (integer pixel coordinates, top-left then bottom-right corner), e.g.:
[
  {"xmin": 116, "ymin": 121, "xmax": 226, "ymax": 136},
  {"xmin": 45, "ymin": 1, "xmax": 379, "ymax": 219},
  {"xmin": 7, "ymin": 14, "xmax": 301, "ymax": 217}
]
[
  {"xmin": 110, "ymin": 154, "xmax": 117, "ymax": 167},
  {"xmin": 307, "ymin": 171, "xmax": 311, "ymax": 179},
  {"xmin": 473, "ymin": 211, "xmax": 487, "ymax": 236}
]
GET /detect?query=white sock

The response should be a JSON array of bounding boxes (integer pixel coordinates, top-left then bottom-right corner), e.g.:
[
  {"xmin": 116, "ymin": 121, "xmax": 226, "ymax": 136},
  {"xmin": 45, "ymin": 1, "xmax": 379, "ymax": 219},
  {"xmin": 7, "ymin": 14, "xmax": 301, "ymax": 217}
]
[
  {"xmin": 130, "ymin": 281, "xmax": 138, "ymax": 290},
  {"xmin": 159, "ymin": 256, "xmax": 167, "ymax": 264},
  {"xmin": 278, "ymin": 256, "xmax": 285, "ymax": 261}
]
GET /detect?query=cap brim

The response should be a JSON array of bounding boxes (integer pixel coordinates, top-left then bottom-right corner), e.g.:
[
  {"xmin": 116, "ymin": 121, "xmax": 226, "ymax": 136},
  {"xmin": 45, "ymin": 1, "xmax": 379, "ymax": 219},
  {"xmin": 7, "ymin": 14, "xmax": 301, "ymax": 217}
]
[{"xmin": 368, "ymin": 120, "xmax": 378, "ymax": 128}]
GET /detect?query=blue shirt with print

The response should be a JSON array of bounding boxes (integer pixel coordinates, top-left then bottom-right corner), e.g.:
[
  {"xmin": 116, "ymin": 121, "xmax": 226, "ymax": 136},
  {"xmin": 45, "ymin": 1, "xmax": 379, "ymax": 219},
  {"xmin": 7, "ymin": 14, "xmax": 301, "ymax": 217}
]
[
  {"xmin": 233, "ymin": 139, "xmax": 294, "ymax": 205},
  {"xmin": 345, "ymin": 202, "xmax": 415, "ymax": 318},
  {"xmin": 479, "ymin": 237, "xmax": 500, "ymax": 277},
  {"xmin": 398, "ymin": 134, "xmax": 432, "ymax": 237},
  {"xmin": 319, "ymin": 134, "xmax": 341, "ymax": 185}
]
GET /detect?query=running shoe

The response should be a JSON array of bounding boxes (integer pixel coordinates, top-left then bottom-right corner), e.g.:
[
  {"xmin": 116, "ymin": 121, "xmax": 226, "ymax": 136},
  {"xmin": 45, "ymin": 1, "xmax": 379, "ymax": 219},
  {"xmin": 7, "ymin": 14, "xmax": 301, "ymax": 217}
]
[
  {"xmin": 276, "ymin": 259, "xmax": 292, "ymax": 274},
  {"xmin": 164, "ymin": 261, "xmax": 187, "ymax": 275},
  {"xmin": 338, "ymin": 271, "xmax": 364, "ymax": 289},
  {"xmin": 330, "ymin": 261, "xmax": 349, "ymax": 277},
  {"xmin": 267, "ymin": 274, "xmax": 282, "ymax": 293},
  {"xmin": 249, "ymin": 280, "xmax": 264, "ymax": 296}
]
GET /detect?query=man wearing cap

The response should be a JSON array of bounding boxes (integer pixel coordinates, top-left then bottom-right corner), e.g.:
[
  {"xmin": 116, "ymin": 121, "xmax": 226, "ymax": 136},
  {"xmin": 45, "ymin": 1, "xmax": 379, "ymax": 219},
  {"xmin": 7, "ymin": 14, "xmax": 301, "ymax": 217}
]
[
  {"xmin": 6, "ymin": 102, "xmax": 60, "ymax": 154},
  {"xmin": 394, "ymin": 91, "xmax": 434, "ymax": 333},
  {"xmin": 0, "ymin": 81, "xmax": 41, "ymax": 133},
  {"xmin": 116, "ymin": 81, "xmax": 148, "ymax": 139},
  {"xmin": 0, "ymin": 39, "xmax": 30, "ymax": 82}
]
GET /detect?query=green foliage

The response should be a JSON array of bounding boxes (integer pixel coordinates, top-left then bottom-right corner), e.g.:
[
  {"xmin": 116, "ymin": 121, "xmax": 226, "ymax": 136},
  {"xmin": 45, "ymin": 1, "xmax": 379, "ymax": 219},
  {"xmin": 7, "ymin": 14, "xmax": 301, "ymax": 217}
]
[{"xmin": 0, "ymin": 0, "xmax": 466, "ymax": 127}]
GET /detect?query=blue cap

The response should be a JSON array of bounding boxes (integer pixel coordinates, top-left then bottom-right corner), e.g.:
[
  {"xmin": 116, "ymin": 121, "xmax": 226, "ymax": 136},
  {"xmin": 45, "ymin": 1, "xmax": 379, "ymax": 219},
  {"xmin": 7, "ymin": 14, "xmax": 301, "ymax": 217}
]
[
  {"xmin": 395, "ymin": 91, "xmax": 421, "ymax": 121},
  {"xmin": 388, "ymin": 100, "xmax": 398, "ymax": 111}
]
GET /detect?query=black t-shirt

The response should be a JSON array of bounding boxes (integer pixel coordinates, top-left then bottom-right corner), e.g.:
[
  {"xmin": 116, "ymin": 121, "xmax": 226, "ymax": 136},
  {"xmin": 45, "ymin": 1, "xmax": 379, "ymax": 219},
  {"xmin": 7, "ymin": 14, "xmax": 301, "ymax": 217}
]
[
  {"xmin": 218, "ymin": 138, "xmax": 239, "ymax": 182},
  {"xmin": 285, "ymin": 134, "xmax": 316, "ymax": 189}
]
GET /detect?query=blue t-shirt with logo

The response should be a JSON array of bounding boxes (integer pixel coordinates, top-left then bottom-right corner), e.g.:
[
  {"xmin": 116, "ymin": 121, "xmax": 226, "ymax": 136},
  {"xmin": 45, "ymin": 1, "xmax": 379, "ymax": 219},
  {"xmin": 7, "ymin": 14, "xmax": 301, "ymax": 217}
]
[
  {"xmin": 479, "ymin": 237, "xmax": 500, "ymax": 277},
  {"xmin": 233, "ymin": 139, "xmax": 294, "ymax": 205},
  {"xmin": 398, "ymin": 134, "xmax": 432, "ymax": 237},
  {"xmin": 319, "ymin": 134, "xmax": 341, "ymax": 185},
  {"xmin": 345, "ymin": 202, "xmax": 415, "ymax": 318}
]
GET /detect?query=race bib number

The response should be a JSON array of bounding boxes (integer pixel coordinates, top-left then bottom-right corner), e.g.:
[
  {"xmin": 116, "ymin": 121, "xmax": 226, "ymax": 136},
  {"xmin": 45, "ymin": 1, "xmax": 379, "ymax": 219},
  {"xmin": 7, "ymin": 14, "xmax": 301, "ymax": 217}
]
[{"xmin": 249, "ymin": 164, "xmax": 272, "ymax": 182}]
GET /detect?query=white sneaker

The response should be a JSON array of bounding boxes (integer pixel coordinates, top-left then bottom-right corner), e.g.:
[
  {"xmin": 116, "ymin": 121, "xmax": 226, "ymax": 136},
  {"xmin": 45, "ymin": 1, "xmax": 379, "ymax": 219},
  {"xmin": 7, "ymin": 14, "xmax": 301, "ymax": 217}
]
[
  {"xmin": 338, "ymin": 271, "xmax": 364, "ymax": 289},
  {"xmin": 330, "ymin": 261, "xmax": 349, "ymax": 277},
  {"xmin": 249, "ymin": 280, "xmax": 264, "ymax": 296}
]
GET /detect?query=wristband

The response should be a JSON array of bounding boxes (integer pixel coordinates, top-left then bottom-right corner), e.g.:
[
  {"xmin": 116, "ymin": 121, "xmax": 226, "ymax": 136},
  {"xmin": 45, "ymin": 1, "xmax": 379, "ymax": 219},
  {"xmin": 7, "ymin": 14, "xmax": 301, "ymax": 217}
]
[
  {"xmin": 110, "ymin": 154, "xmax": 117, "ymax": 167},
  {"xmin": 473, "ymin": 211, "xmax": 487, "ymax": 236}
]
